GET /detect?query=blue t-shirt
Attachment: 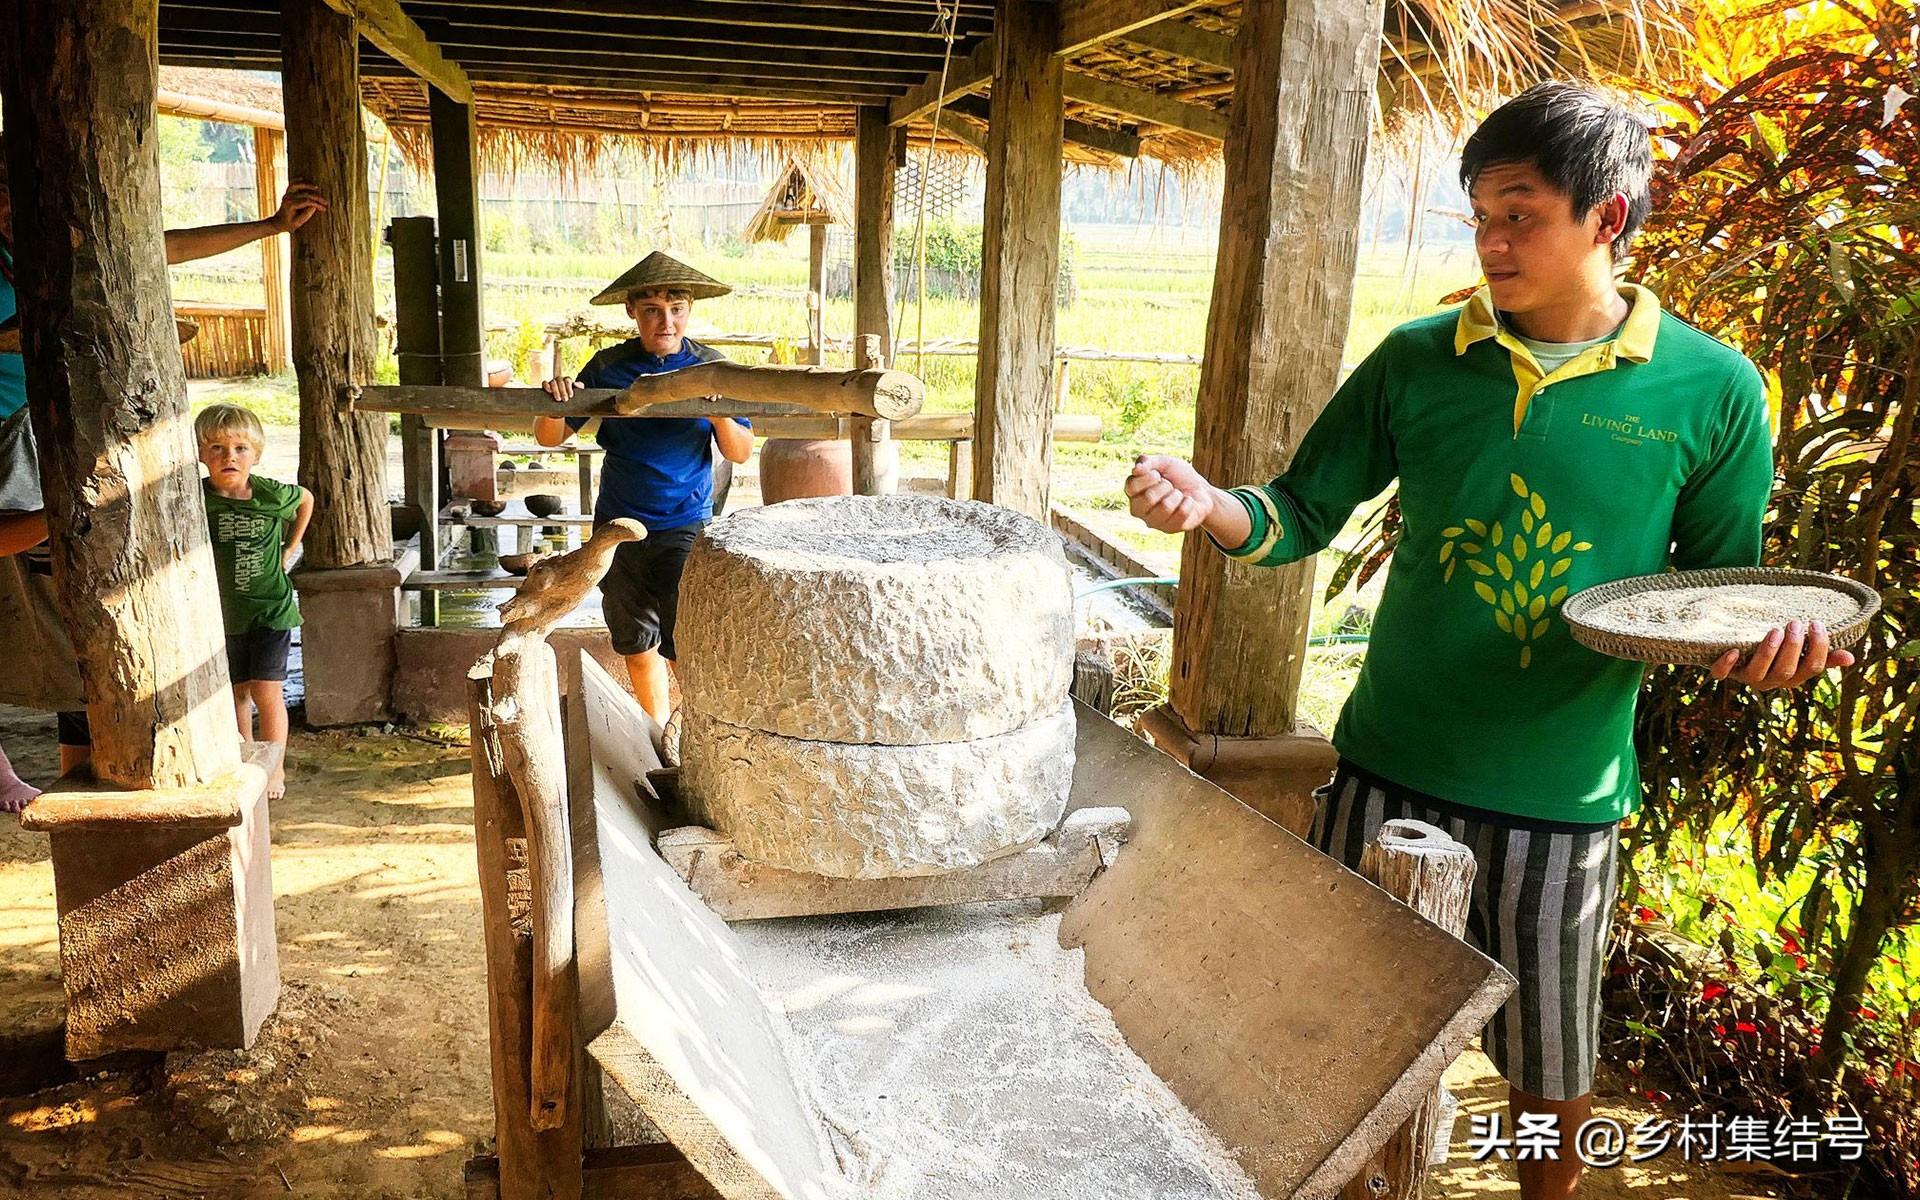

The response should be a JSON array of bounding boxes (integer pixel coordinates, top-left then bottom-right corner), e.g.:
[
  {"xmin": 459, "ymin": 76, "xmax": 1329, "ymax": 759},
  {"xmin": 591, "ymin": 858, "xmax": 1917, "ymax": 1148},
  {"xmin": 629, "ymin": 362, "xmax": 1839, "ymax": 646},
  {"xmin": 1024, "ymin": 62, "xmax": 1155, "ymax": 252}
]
[
  {"xmin": 0, "ymin": 244, "xmax": 26, "ymax": 422},
  {"xmin": 565, "ymin": 336, "xmax": 746, "ymax": 532}
]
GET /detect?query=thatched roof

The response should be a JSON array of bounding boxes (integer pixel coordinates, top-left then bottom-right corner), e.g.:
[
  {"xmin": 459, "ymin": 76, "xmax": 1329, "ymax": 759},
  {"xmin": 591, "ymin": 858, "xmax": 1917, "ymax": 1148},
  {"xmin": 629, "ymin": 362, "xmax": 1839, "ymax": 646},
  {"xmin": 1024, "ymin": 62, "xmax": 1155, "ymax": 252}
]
[
  {"xmin": 156, "ymin": 1, "xmax": 1690, "ymax": 172},
  {"xmin": 740, "ymin": 158, "xmax": 856, "ymax": 244}
]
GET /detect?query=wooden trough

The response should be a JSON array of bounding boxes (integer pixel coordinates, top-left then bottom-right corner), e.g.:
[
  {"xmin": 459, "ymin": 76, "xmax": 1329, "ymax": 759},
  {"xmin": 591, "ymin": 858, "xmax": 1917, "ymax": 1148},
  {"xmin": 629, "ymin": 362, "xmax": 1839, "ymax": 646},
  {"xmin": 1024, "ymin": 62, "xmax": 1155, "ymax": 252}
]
[{"xmin": 463, "ymin": 529, "xmax": 1514, "ymax": 1200}]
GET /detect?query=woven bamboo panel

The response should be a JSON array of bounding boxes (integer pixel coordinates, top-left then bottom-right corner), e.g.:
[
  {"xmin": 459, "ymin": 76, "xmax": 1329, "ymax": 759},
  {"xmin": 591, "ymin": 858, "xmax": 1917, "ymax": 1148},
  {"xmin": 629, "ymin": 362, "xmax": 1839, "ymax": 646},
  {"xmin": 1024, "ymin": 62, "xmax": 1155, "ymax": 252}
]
[{"xmin": 175, "ymin": 303, "xmax": 269, "ymax": 379}]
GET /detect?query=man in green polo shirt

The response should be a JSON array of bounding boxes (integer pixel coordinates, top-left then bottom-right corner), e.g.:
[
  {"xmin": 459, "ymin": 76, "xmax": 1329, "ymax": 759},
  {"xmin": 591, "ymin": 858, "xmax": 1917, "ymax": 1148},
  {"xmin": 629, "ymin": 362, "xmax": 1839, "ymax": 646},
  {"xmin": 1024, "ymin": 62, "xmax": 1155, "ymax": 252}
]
[{"xmin": 1126, "ymin": 82, "xmax": 1850, "ymax": 1199}]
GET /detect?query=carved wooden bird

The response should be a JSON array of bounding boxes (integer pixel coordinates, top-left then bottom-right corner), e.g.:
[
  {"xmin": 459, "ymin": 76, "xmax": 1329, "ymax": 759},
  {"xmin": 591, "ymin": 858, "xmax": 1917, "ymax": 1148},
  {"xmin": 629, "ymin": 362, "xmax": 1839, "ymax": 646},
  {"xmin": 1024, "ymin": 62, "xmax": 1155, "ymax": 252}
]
[{"xmin": 499, "ymin": 518, "xmax": 647, "ymax": 639}]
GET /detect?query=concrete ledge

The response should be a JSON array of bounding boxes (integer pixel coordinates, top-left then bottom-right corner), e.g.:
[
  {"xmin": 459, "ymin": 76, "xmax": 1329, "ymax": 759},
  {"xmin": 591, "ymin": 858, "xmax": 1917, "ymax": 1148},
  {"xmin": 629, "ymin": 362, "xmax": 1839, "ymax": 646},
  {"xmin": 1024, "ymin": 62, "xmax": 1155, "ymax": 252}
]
[
  {"xmin": 1140, "ymin": 704, "xmax": 1337, "ymax": 838},
  {"xmin": 20, "ymin": 742, "xmax": 280, "ymax": 832},
  {"xmin": 38, "ymin": 742, "xmax": 281, "ymax": 1059},
  {"xmin": 289, "ymin": 545, "xmax": 419, "ymax": 593}
]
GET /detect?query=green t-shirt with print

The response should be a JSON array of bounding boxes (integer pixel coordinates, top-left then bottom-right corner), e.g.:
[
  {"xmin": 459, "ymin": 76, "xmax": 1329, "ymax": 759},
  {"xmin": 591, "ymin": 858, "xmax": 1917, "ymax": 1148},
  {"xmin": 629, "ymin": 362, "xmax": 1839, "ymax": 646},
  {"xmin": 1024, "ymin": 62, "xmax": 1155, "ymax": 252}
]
[
  {"xmin": 203, "ymin": 475, "xmax": 303, "ymax": 635},
  {"xmin": 1216, "ymin": 284, "xmax": 1773, "ymax": 825}
]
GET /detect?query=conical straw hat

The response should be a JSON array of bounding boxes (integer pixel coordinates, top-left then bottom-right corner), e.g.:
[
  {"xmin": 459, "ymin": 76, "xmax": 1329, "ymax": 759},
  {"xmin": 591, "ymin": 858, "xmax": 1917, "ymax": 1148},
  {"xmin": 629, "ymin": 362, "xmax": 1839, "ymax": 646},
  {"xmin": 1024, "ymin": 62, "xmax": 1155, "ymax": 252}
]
[{"xmin": 589, "ymin": 251, "xmax": 732, "ymax": 305}]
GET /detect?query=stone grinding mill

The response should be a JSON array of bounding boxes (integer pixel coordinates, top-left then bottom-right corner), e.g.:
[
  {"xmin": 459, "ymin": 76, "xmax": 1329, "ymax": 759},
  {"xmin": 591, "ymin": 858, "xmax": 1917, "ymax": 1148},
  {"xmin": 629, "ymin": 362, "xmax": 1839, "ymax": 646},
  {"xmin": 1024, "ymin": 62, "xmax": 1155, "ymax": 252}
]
[{"xmin": 463, "ymin": 494, "xmax": 1514, "ymax": 1200}]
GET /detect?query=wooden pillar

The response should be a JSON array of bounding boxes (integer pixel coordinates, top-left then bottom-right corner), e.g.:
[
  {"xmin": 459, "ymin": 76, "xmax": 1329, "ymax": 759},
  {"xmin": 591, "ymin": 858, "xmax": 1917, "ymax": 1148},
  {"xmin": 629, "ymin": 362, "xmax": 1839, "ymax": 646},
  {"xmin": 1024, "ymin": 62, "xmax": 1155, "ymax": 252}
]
[
  {"xmin": 805, "ymin": 221, "xmax": 827, "ymax": 367},
  {"xmin": 852, "ymin": 107, "xmax": 902, "ymax": 496},
  {"xmin": 430, "ymin": 88, "xmax": 485, "ymax": 388},
  {"xmin": 282, "ymin": 0, "xmax": 388, "ymax": 569},
  {"xmin": 1163, "ymin": 0, "xmax": 1384, "ymax": 749},
  {"xmin": 390, "ymin": 216, "xmax": 441, "ymax": 622},
  {"xmin": 2, "ymin": 0, "xmax": 240, "ymax": 790},
  {"xmin": 970, "ymin": 0, "xmax": 1063, "ymax": 521},
  {"xmin": 253, "ymin": 126, "xmax": 291, "ymax": 373}
]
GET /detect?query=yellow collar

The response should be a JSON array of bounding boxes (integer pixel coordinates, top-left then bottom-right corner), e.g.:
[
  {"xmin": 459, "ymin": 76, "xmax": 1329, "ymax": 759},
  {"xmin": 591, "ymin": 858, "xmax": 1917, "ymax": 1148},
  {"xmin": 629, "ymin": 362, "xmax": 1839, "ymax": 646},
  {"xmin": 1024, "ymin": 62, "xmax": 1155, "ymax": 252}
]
[{"xmin": 1454, "ymin": 282, "xmax": 1662, "ymax": 364}]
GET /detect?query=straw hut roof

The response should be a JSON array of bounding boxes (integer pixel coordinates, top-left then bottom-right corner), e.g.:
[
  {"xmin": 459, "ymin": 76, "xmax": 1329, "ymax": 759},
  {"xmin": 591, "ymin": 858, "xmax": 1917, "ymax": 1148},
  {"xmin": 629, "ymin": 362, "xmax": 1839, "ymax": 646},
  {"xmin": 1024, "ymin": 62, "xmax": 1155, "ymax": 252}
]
[
  {"xmin": 155, "ymin": 1, "xmax": 1689, "ymax": 172},
  {"xmin": 739, "ymin": 158, "xmax": 856, "ymax": 244}
]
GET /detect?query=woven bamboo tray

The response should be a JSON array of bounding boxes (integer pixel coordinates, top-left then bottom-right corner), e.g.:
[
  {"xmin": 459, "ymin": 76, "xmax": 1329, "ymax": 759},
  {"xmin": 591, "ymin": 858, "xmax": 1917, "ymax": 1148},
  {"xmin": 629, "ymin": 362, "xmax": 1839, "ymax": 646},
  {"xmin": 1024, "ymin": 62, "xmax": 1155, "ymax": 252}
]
[{"xmin": 1562, "ymin": 567, "xmax": 1880, "ymax": 666}]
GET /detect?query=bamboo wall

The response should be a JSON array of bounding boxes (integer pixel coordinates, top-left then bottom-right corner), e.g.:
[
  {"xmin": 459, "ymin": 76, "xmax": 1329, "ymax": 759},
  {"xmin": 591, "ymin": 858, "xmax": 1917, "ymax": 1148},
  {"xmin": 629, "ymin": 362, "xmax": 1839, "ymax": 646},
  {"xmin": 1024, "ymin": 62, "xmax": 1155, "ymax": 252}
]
[{"xmin": 175, "ymin": 302, "xmax": 272, "ymax": 378}]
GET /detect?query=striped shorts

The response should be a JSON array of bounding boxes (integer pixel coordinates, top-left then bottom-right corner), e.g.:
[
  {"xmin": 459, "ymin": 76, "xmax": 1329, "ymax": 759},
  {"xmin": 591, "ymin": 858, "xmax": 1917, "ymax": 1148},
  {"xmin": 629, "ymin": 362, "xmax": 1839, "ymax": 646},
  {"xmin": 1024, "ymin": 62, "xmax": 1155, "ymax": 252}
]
[{"xmin": 1310, "ymin": 770, "xmax": 1621, "ymax": 1102}]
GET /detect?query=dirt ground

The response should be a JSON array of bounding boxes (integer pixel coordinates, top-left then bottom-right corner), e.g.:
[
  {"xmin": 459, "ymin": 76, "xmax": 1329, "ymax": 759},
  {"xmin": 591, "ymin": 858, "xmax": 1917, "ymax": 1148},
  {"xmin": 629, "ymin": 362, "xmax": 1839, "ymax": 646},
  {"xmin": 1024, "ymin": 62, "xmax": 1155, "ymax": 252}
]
[{"xmin": 0, "ymin": 703, "xmax": 1792, "ymax": 1199}]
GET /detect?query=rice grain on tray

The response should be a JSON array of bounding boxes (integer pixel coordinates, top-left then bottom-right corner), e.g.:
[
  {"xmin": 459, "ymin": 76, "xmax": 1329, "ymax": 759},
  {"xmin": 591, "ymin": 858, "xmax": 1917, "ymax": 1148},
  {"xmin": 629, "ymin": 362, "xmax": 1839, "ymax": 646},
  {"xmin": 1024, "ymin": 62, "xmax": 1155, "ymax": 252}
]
[{"xmin": 1582, "ymin": 584, "xmax": 1856, "ymax": 644}]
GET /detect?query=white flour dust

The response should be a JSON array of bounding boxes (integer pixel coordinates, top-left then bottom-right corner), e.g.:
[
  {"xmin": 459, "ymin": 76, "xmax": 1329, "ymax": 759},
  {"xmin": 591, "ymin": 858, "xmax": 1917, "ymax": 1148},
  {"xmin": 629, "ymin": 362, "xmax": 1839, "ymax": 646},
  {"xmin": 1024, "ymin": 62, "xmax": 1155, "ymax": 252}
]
[
  {"xmin": 1584, "ymin": 583, "xmax": 1856, "ymax": 644},
  {"xmin": 732, "ymin": 903, "xmax": 1262, "ymax": 1200}
]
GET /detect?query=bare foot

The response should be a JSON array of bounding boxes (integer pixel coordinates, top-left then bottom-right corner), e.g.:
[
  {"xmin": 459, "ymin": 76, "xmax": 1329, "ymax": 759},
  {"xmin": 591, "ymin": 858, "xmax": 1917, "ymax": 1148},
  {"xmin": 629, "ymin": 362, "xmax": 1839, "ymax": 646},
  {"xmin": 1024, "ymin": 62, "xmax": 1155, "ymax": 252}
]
[
  {"xmin": 0, "ymin": 774, "xmax": 41, "ymax": 814},
  {"xmin": 265, "ymin": 767, "xmax": 287, "ymax": 802}
]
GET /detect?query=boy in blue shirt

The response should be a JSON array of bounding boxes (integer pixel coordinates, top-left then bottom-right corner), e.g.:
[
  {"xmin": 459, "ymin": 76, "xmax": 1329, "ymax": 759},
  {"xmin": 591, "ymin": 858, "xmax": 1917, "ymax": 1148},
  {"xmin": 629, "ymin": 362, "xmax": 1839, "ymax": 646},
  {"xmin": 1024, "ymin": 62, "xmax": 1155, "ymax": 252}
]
[{"xmin": 538, "ymin": 252, "xmax": 752, "ymax": 723}]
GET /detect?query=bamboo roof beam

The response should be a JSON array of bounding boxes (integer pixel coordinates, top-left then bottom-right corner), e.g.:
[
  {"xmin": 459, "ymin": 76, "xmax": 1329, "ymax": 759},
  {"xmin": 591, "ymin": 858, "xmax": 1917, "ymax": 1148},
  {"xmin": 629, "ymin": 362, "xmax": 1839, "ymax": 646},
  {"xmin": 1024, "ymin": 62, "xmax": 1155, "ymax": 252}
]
[
  {"xmin": 946, "ymin": 94, "xmax": 1138, "ymax": 159},
  {"xmin": 1118, "ymin": 18, "xmax": 1233, "ymax": 70},
  {"xmin": 156, "ymin": 87, "xmax": 285, "ymax": 130}
]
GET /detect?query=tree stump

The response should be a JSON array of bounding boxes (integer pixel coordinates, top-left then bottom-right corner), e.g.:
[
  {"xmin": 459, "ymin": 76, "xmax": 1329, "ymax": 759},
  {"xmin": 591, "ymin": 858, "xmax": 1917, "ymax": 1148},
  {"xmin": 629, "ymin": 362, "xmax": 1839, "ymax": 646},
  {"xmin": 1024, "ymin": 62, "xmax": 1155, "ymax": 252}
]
[{"xmin": 1346, "ymin": 818, "xmax": 1477, "ymax": 1199}]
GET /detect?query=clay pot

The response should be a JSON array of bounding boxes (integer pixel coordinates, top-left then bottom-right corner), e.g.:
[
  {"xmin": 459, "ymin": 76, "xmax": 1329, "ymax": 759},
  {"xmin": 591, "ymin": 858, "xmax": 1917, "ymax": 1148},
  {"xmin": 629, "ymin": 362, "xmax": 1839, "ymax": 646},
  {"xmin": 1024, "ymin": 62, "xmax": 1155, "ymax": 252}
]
[
  {"xmin": 758, "ymin": 438, "xmax": 899, "ymax": 505},
  {"xmin": 470, "ymin": 499, "xmax": 507, "ymax": 518},
  {"xmin": 525, "ymin": 493, "xmax": 566, "ymax": 518}
]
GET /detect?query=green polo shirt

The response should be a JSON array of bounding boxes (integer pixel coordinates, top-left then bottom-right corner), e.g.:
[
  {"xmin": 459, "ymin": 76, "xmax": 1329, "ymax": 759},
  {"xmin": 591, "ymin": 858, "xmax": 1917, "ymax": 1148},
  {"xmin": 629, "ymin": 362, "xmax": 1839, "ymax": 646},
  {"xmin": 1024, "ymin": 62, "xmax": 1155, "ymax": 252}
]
[{"xmin": 1219, "ymin": 284, "xmax": 1772, "ymax": 824}]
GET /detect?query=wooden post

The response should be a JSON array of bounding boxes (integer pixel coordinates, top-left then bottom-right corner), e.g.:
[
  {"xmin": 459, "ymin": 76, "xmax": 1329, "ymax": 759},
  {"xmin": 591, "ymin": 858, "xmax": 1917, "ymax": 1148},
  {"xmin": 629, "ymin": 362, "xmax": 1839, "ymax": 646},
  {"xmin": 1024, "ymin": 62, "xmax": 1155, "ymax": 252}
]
[
  {"xmin": 390, "ymin": 216, "xmax": 442, "ymax": 622},
  {"xmin": 805, "ymin": 221, "xmax": 827, "ymax": 367},
  {"xmin": 253, "ymin": 126, "xmax": 291, "ymax": 373},
  {"xmin": 470, "ymin": 669, "xmax": 585, "ymax": 1200},
  {"xmin": 1349, "ymin": 820, "xmax": 1477, "ymax": 1200},
  {"xmin": 2, "ymin": 0, "xmax": 240, "ymax": 790},
  {"xmin": 282, "ymin": 0, "xmax": 389, "ymax": 569},
  {"xmin": 852, "ymin": 107, "xmax": 901, "ymax": 496},
  {"xmin": 429, "ymin": 89, "xmax": 485, "ymax": 388},
  {"xmin": 1166, "ymin": 0, "xmax": 1385, "ymax": 739},
  {"xmin": 970, "ymin": 0, "xmax": 1063, "ymax": 521}
]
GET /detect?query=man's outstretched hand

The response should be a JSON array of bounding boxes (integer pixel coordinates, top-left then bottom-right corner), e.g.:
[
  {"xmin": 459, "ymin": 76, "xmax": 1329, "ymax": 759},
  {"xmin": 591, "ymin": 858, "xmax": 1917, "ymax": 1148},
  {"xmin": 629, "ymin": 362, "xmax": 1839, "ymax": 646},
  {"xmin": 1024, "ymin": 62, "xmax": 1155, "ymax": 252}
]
[
  {"xmin": 1125, "ymin": 454, "xmax": 1219, "ymax": 534},
  {"xmin": 1709, "ymin": 619, "xmax": 1856, "ymax": 691},
  {"xmin": 270, "ymin": 183, "xmax": 329, "ymax": 234}
]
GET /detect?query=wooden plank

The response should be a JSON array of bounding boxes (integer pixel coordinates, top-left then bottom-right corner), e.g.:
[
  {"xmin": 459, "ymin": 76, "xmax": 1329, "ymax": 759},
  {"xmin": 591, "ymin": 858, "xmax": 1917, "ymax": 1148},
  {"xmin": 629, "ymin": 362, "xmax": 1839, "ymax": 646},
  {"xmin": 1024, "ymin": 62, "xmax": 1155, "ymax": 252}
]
[
  {"xmin": 1118, "ymin": 17, "xmax": 1234, "ymax": 69},
  {"xmin": 1170, "ymin": 0, "xmax": 1385, "ymax": 737},
  {"xmin": 581, "ymin": 700, "xmax": 841, "ymax": 1200},
  {"xmin": 419, "ymin": 24, "xmax": 942, "ymax": 77},
  {"xmin": 971, "ymin": 0, "xmax": 1063, "ymax": 521},
  {"xmin": 1059, "ymin": 702, "xmax": 1513, "ymax": 1200},
  {"xmin": 567, "ymin": 652, "xmax": 674, "ymax": 1045},
  {"xmin": 284, "ymin": 0, "xmax": 391, "ymax": 570},
  {"xmin": 314, "ymin": 0, "xmax": 472, "ymax": 101},
  {"xmin": 1063, "ymin": 72, "xmax": 1227, "ymax": 140},
  {"xmin": 658, "ymin": 807, "xmax": 1130, "ymax": 921},
  {"xmin": 351, "ymin": 363, "xmax": 924, "ymax": 421},
  {"xmin": 469, "ymin": 667, "xmax": 584, "ymax": 1199},
  {"xmin": 888, "ymin": 38, "xmax": 996, "ymax": 126},
  {"xmin": 424, "ymin": 69, "xmax": 895, "ymax": 107},
  {"xmin": 417, "ymin": 0, "xmax": 990, "ymax": 39},
  {"xmin": 426, "ymin": 41, "xmax": 929, "ymax": 87},
  {"xmin": 464, "ymin": 1144, "xmax": 725, "ymax": 1200},
  {"xmin": 1056, "ymin": 0, "xmax": 1212, "ymax": 56},
  {"xmin": 404, "ymin": 569, "xmax": 526, "ymax": 591},
  {"xmin": 3, "ymin": 0, "xmax": 241, "ymax": 790}
]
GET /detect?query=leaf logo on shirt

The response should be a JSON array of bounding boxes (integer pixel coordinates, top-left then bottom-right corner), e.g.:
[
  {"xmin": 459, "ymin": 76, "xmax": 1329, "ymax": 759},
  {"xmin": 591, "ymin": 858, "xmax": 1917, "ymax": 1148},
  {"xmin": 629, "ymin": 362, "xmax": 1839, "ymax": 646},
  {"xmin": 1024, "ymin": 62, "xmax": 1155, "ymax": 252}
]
[{"xmin": 1438, "ymin": 473, "xmax": 1592, "ymax": 668}]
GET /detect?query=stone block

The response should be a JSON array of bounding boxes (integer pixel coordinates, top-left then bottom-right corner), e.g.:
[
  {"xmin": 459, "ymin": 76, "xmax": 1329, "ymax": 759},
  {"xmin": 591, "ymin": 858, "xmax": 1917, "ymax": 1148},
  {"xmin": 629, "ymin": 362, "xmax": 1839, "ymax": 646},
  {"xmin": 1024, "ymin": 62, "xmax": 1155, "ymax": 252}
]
[
  {"xmin": 680, "ymin": 700, "xmax": 1076, "ymax": 879},
  {"xmin": 676, "ymin": 495, "xmax": 1073, "ymax": 745},
  {"xmin": 22, "ymin": 743, "xmax": 281, "ymax": 1060},
  {"xmin": 292, "ymin": 549, "xmax": 414, "ymax": 727}
]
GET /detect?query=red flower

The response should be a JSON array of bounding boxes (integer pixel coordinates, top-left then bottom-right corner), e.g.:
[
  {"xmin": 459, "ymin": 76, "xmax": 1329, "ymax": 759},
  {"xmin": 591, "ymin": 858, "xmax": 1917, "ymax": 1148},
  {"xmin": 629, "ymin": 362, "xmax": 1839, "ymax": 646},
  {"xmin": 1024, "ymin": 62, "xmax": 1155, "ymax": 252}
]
[
  {"xmin": 1782, "ymin": 934, "xmax": 1803, "ymax": 955},
  {"xmin": 1714, "ymin": 1023, "xmax": 1728, "ymax": 1037},
  {"xmin": 1859, "ymin": 1007, "xmax": 1880, "ymax": 1021},
  {"xmin": 1735, "ymin": 1021, "xmax": 1760, "ymax": 1035},
  {"xmin": 1702, "ymin": 982, "xmax": 1730, "ymax": 1003},
  {"xmin": 1634, "ymin": 905, "xmax": 1659, "ymax": 923}
]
